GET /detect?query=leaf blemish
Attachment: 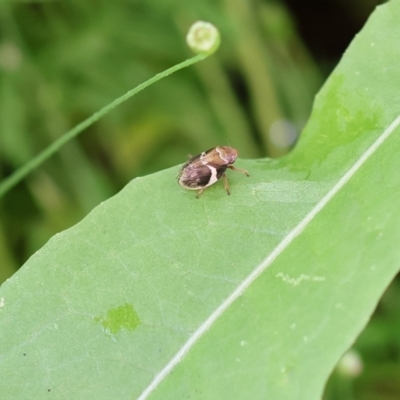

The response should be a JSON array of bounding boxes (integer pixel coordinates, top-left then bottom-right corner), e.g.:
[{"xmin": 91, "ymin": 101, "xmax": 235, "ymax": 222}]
[
  {"xmin": 94, "ymin": 303, "xmax": 141, "ymax": 335},
  {"xmin": 276, "ymin": 272, "xmax": 325, "ymax": 286}
]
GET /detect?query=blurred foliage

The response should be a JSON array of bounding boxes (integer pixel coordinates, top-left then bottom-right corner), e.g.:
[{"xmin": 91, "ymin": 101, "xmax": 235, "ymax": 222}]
[
  {"xmin": 325, "ymin": 279, "xmax": 400, "ymax": 400},
  {"xmin": 0, "ymin": 0, "xmax": 397, "ymax": 399}
]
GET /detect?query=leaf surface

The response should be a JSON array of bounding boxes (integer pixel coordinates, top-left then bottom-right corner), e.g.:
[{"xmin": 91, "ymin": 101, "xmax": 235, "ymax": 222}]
[{"xmin": 1, "ymin": 2, "xmax": 400, "ymax": 399}]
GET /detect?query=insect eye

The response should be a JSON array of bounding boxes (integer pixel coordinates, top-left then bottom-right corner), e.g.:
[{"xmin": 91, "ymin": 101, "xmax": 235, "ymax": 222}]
[{"xmin": 227, "ymin": 154, "xmax": 237, "ymax": 164}]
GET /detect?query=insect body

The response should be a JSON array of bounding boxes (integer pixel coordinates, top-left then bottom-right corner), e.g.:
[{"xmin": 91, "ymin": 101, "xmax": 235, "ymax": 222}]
[{"xmin": 178, "ymin": 146, "xmax": 249, "ymax": 198}]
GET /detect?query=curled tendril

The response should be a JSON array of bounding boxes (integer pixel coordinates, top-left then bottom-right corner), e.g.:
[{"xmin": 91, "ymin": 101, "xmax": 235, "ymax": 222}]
[{"xmin": 186, "ymin": 21, "xmax": 221, "ymax": 55}]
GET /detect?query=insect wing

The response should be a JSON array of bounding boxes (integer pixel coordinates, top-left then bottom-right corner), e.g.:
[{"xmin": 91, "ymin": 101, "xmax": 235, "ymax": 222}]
[{"xmin": 179, "ymin": 162, "xmax": 213, "ymax": 189}]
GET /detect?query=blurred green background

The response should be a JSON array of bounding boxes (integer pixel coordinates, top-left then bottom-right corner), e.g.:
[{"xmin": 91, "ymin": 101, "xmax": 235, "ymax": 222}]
[{"xmin": 1, "ymin": 0, "xmax": 398, "ymax": 399}]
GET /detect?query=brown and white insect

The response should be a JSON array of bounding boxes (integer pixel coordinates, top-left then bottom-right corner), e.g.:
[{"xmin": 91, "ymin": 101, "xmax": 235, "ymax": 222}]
[{"xmin": 177, "ymin": 146, "xmax": 249, "ymax": 198}]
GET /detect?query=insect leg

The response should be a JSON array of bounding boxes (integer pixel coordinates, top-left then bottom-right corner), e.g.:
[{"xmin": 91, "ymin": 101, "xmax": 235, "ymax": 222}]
[
  {"xmin": 228, "ymin": 165, "xmax": 249, "ymax": 177},
  {"xmin": 222, "ymin": 173, "xmax": 231, "ymax": 195},
  {"xmin": 196, "ymin": 188, "xmax": 205, "ymax": 198}
]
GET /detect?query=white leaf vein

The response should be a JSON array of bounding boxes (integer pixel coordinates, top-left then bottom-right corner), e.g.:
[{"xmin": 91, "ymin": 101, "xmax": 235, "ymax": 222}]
[{"xmin": 138, "ymin": 114, "xmax": 400, "ymax": 399}]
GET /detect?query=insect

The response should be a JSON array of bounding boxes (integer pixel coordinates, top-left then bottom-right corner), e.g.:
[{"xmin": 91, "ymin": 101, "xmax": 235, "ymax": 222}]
[{"xmin": 177, "ymin": 146, "xmax": 249, "ymax": 198}]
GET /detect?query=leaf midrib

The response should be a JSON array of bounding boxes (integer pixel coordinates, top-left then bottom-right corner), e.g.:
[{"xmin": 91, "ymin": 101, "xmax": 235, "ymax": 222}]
[{"xmin": 138, "ymin": 113, "xmax": 400, "ymax": 399}]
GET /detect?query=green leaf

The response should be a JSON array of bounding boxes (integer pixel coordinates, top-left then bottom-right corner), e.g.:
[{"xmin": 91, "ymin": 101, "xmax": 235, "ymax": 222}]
[{"xmin": 1, "ymin": 2, "xmax": 400, "ymax": 399}]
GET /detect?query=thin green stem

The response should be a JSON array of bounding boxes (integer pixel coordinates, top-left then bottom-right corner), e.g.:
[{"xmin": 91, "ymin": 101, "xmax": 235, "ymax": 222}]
[{"xmin": 0, "ymin": 53, "xmax": 207, "ymax": 199}]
